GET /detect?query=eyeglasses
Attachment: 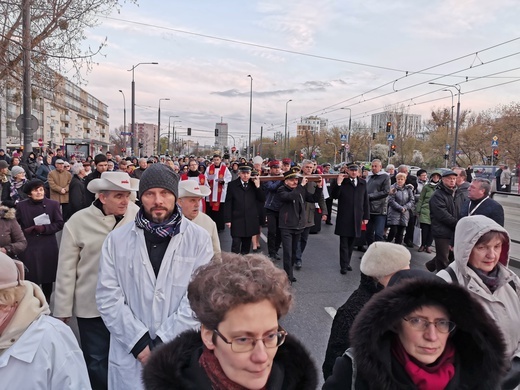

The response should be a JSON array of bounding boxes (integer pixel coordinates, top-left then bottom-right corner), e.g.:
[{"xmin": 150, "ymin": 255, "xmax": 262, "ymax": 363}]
[
  {"xmin": 213, "ymin": 326, "xmax": 287, "ymax": 353},
  {"xmin": 403, "ymin": 317, "xmax": 456, "ymax": 333}
]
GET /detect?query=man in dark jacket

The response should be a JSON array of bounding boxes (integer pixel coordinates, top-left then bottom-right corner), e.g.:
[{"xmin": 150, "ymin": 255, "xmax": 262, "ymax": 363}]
[
  {"xmin": 84, "ymin": 154, "xmax": 108, "ymax": 206},
  {"xmin": 224, "ymin": 164, "xmax": 265, "ymax": 254},
  {"xmin": 277, "ymin": 167, "xmax": 323, "ymax": 283},
  {"xmin": 262, "ymin": 160, "xmax": 283, "ymax": 260},
  {"xmin": 460, "ymin": 178, "xmax": 504, "ymax": 226},
  {"xmin": 68, "ymin": 162, "xmax": 89, "ymax": 218},
  {"xmin": 330, "ymin": 164, "xmax": 369, "ymax": 274},
  {"xmin": 426, "ymin": 170, "xmax": 465, "ymax": 271},
  {"xmin": 365, "ymin": 159, "xmax": 390, "ymax": 246}
]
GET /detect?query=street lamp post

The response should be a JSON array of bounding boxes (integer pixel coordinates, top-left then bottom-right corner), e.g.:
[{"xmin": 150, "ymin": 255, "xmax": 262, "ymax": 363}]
[
  {"xmin": 128, "ymin": 62, "xmax": 158, "ymax": 155},
  {"xmin": 284, "ymin": 99, "xmax": 292, "ymax": 156},
  {"xmin": 443, "ymin": 89, "xmax": 454, "ymax": 168},
  {"xmin": 247, "ymin": 75, "xmax": 253, "ymax": 159},
  {"xmin": 168, "ymin": 116, "xmax": 179, "ymax": 156},
  {"xmin": 326, "ymin": 140, "xmax": 337, "ymax": 166},
  {"xmin": 429, "ymin": 82, "xmax": 461, "ymax": 166},
  {"xmin": 341, "ymin": 107, "xmax": 352, "ymax": 143},
  {"xmin": 118, "ymin": 90, "xmax": 127, "ymax": 155},
  {"xmin": 157, "ymin": 98, "xmax": 170, "ymax": 155}
]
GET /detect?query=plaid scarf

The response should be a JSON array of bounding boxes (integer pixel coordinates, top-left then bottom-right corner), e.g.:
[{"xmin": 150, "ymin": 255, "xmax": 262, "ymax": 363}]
[
  {"xmin": 135, "ymin": 206, "xmax": 182, "ymax": 238},
  {"xmin": 9, "ymin": 177, "xmax": 27, "ymax": 201}
]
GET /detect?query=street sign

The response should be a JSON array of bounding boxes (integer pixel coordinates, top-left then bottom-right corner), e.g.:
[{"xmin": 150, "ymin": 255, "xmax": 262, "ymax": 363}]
[
  {"xmin": 492, "ymin": 135, "xmax": 498, "ymax": 141},
  {"xmin": 340, "ymin": 134, "xmax": 348, "ymax": 142},
  {"xmin": 491, "ymin": 140, "xmax": 499, "ymax": 148},
  {"xmin": 387, "ymin": 134, "xmax": 395, "ymax": 141},
  {"xmin": 16, "ymin": 114, "xmax": 39, "ymax": 133}
]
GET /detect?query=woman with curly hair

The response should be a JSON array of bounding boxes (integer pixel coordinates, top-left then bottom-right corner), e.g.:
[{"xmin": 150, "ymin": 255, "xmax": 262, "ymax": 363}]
[{"xmin": 142, "ymin": 253, "xmax": 317, "ymax": 390}]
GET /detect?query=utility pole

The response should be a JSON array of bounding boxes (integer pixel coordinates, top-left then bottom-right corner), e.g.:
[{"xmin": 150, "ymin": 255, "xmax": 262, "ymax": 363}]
[{"xmin": 22, "ymin": 0, "xmax": 33, "ymax": 155}]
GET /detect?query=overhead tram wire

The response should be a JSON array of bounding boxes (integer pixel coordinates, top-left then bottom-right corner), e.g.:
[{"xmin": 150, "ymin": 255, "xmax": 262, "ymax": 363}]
[{"xmin": 101, "ymin": 15, "xmax": 520, "ymax": 80}]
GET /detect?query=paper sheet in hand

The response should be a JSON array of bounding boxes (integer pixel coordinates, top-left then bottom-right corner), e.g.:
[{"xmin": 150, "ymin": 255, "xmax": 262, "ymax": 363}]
[{"xmin": 33, "ymin": 213, "xmax": 50, "ymax": 226}]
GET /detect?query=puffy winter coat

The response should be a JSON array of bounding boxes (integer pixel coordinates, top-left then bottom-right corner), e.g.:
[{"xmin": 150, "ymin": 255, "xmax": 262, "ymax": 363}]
[
  {"xmin": 386, "ymin": 183, "xmax": 414, "ymax": 226},
  {"xmin": 0, "ymin": 206, "xmax": 26, "ymax": 257},
  {"xmin": 323, "ymin": 278, "xmax": 507, "ymax": 389}
]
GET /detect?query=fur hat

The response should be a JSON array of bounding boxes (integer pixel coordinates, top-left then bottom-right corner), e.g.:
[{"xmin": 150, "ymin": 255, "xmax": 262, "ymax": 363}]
[
  {"xmin": 23, "ymin": 179, "xmax": 45, "ymax": 195},
  {"xmin": 139, "ymin": 163, "xmax": 179, "ymax": 199},
  {"xmin": 360, "ymin": 242, "xmax": 411, "ymax": 278},
  {"xmin": 0, "ymin": 252, "xmax": 25, "ymax": 290}
]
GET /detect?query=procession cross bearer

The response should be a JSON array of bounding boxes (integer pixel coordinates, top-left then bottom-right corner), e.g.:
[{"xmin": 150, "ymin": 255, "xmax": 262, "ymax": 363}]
[
  {"xmin": 204, "ymin": 153, "xmax": 232, "ymax": 231},
  {"xmin": 96, "ymin": 163, "xmax": 213, "ymax": 390}
]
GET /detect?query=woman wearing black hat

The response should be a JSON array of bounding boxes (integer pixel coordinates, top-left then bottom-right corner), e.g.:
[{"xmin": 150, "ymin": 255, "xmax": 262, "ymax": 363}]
[{"xmin": 15, "ymin": 180, "xmax": 64, "ymax": 303}]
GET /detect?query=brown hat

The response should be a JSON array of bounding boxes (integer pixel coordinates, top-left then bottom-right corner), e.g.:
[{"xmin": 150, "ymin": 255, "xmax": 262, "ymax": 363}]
[{"xmin": 0, "ymin": 252, "xmax": 25, "ymax": 290}]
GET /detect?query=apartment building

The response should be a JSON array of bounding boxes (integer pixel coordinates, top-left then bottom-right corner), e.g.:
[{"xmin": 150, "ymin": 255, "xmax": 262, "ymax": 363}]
[{"xmin": 296, "ymin": 116, "xmax": 328, "ymax": 136}]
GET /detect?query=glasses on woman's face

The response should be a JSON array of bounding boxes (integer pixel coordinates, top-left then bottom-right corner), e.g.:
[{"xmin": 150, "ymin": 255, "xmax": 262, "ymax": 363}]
[
  {"xmin": 403, "ymin": 317, "xmax": 456, "ymax": 333},
  {"xmin": 213, "ymin": 326, "xmax": 287, "ymax": 353}
]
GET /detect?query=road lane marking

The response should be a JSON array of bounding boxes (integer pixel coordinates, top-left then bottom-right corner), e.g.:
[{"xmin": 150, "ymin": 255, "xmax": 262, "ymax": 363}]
[{"xmin": 324, "ymin": 307, "xmax": 337, "ymax": 319}]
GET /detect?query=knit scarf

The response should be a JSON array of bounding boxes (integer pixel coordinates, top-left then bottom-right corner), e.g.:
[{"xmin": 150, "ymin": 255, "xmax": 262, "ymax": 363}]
[
  {"xmin": 392, "ymin": 337, "xmax": 455, "ymax": 390},
  {"xmin": 199, "ymin": 347, "xmax": 266, "ymax": 390},
  {"xmin": 468, "ymin": 263, "xmax": 500, "ymax": 292},
  {"xmin": 9, "ymin": 177, "xmax": 27, "ymax": 201},
  {"xmin": 135, "ymin": 206, "xmax": 182, "ymax": 238}
]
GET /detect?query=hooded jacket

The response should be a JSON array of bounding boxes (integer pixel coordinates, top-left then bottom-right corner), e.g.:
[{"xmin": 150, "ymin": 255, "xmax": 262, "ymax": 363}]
[
  {"xmin": 0, "ymin": 206, "xmax": 27, "ymax": 257},
  {"xmin": 438, "ymin": 215, "xmax": 520, "ymax": 360},
  {"xmin": 141, "ymin": 329, "xmax": 318, "ymax": 390},
  {"xmin": 386, "ymin": 183, "xmax": 414, "ymax": 227},
  {"xmin": 323, "ymin": 278, "xmax": 507, "ymax": 390}
]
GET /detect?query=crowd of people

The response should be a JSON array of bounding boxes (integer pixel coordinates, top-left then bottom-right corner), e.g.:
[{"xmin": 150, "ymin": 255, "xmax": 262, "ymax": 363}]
[{"xmin": 0, "ymin": 145, "xmax": 520, "ymax": 389}]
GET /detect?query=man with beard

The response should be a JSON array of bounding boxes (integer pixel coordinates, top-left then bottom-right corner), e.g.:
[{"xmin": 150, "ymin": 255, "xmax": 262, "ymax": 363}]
[
  {"xmin": 96, "ymin": 164, "xmax": 213, "ymax": 390},
  {"xmin": 204, "ymin": 154, "xmax": 232, "ymax": 231}
]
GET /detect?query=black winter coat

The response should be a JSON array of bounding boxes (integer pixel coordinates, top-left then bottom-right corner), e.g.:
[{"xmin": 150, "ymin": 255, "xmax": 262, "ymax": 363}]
[
  {"xmin": 68, "ymin": 174, "xmax": 89, "ymax": 218},
  {"xmin": 224, "ymin": 178, "xmax": 265, "ymax": 237},
  {"xmin": 429, "ymin": 182, "xmax": 465, "ymax": 239},
  {"xmin": 459, "ymin": 197, "xmax": 504, "ymax": 226},
  {"xmin": 277, "ymin": 183, "xmax": 322, "ymax": 230},
  {"xmin": 322, "ymin": 274, "xmax": 383, "ymax": 380},
  {"xmin": 142, "ymin": 330, "xmax": 318, "ymax": 390},
  {"xmin": 366, "ymin": 173, "xmax": 390, "ymax": 215},
  {"xmin": 331, "ymin": 177, "xmax": 369, "ymax": 237},
  {"xmin": 323, "ymin": 278, "xmax": 507, "ymax": 390}
]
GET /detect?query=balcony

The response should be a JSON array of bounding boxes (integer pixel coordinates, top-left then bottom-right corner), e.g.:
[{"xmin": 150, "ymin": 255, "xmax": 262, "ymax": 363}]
[
  {"xmin": 60, "ymin": 114, "xmax": 70, "ymax": 122},
  {"xmin": 100, "ymin": 128, "xmax": 106, "ymax": 135},
  {"xmin": 60, "ymin": 127, "xmax": 70, "ymax": 135},
  {"xmin": 83, "ymin": 122, "xmax": 91, "ymax": 129}
]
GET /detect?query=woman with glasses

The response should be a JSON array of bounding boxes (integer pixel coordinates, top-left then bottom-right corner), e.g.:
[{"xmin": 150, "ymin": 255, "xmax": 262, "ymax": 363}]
[
  {"xmin": 142, "ymin": 252, "xmax": 317, "ymax": 389},
  {"xmin": 438, "ymin": 215, "xmax": 520, "ymax": 389},
  {"xmin": 323, "ymin": 277, "xmax": 507, "ymax": 389}
]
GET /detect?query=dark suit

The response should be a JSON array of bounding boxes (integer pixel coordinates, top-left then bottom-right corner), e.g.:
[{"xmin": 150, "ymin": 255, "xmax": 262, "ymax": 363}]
[
  {"xmin": 331, "ymin": 177, "xmax": 370, "ymax": 269},
  {"xmin": 224, "ymin": 178, "xmax": 265, "ymax": 254}
]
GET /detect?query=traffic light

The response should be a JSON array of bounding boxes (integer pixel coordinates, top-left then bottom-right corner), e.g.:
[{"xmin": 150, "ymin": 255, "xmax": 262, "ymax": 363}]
[
  {"xmin": 187, "ymin": 128, "xmax": 191, "ymax": 136},
  {"xmin": 386, "ymin": 122, "xmax": 392, "ymax": 132},
  {"xmin": 372, "ymin": 132, "xmax": 376, "ymax": 140},
  {"xmin": 214, "ymin": 128, "xmax": 219, "ymax": 137},
  {"xmin": 138, "ymin": 142, "xmax": 143, "ymax": 149},
  {"xmin": 121, "ymin": 148, "xmax": 126, "ymax": 153},
  {"xmin": 391, "ymin": 144, "xmax": 396, "ymax": 156},
  {"xmin": 493, "ymin": 149, "xmax": 499, "ymax": 158},
  {"xmin": 274, "ymin": 140, "xmax": 277, "ymax": 145},
  {"xmin": 444, "ymin": 153, "xmax": 449, "ymax": 160}
]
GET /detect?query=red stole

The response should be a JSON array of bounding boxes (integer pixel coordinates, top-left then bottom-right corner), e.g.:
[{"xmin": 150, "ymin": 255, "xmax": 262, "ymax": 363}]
[{"xmin": 208, "ymin": 164, "xmax": 226, "ymax": 211}]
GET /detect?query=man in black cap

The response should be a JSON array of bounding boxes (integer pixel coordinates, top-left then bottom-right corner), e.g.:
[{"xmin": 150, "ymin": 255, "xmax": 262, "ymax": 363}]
[
  {"xmin": 84, "ymin": 153, "xmax": 109, "ymax": 205},
  {"xmin": 277, "ymin": 167, "xmax": 323, "ymax": 283},
  {"xmin": 96, "ymin": 163, "xmax": 213, "ymax": 389},
  {"xmin": 426, "ymin": 170, "xmax": 465, "ymax": 272},
  {"xmin": 224, "ymin": 164, "xmax": 265, "ymax": 254},
  {"xmin": 331, "ymin": 164, "xmax": 370, "ymax": 274}
]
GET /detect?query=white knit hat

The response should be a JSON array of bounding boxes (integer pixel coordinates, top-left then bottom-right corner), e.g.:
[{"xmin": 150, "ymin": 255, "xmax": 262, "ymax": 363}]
[{"xmin": 360, "ymin": 242, "xmax": 411, "ymax": 278}]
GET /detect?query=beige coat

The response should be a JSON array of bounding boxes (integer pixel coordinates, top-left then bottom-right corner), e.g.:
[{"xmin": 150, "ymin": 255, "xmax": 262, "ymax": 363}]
[
  {"xmin": 438, "ymin": 215, "xmax": 520, "ymax": 360},
  {"xmin": 192, "ymin": 211, "xmax": 221, "ymax": 260},
  {"xmin": 53, "ymin": 201, "xmax": 139, "ymax": 318},
  {"xmin": 47, "ymin": 169, "xmax": 72, "ymax": 204}
]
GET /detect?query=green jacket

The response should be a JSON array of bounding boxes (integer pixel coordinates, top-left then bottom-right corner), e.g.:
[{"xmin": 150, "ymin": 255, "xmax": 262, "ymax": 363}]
[{"xmin": 415, "ymin": 182, "xmax": 437, "ymax": 224}]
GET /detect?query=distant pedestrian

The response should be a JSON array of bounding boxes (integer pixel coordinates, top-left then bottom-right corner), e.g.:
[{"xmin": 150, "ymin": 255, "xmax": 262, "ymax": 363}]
[
  {"xmin": 366, "ymin": 159, "xmax": 390, "ymax": 245},
  {"xmin": 386, "ymin": 173, "xmax": 415, "ymax": 245}
]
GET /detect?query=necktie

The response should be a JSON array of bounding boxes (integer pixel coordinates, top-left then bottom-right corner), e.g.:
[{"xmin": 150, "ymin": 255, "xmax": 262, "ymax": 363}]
[
  {"xmin": 351, "ymin": 179, "xmax": 356, "ymax": 187},
  {"xmin": 243, "ymin": 182, "xmax": 248, "ymax": 189}
]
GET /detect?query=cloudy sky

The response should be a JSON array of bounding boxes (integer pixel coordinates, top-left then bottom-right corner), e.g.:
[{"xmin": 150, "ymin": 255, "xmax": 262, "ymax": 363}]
[{"xmin": 79, "ymin": 0, "xmax": 520, "ymax": 148}]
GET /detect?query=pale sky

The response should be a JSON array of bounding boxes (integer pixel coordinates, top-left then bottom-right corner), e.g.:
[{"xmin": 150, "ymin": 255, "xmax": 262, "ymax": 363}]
[{"xmin": 78, "ymin": 0, "xmax": 520, "ymax": 148}]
